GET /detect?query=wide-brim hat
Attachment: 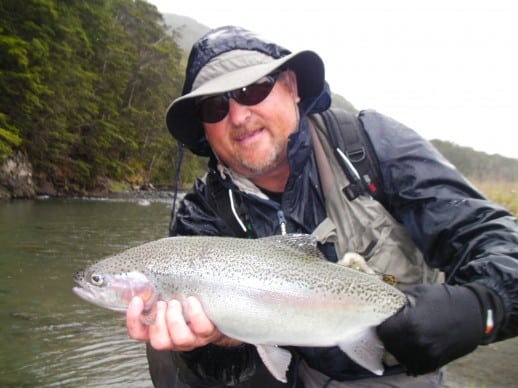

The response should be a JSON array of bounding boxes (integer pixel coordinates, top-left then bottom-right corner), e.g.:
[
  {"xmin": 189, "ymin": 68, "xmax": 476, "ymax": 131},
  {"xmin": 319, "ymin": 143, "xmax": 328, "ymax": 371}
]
[{"xmin": 165, "ymin": 26, "xmax": 326, "ymax": 156}]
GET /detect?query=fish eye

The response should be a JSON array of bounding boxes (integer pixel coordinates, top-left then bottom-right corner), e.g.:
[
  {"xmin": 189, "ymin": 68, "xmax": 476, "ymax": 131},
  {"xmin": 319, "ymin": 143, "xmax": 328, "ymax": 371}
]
[{"xmin": 90, "ymin": 273, "xmax": 104, "ymax": 286}]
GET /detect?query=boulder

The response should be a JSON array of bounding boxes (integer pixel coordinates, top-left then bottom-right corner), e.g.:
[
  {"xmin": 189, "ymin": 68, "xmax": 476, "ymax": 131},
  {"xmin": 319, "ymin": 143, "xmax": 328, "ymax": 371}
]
[{"xmin": 0, "ymin": 152, "xmax": 36, "ymax": 199}]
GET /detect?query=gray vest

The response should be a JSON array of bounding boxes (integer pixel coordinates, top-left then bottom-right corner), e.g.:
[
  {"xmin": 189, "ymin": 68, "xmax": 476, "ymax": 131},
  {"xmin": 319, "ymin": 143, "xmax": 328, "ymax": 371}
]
[{"xmin": 309, "ymin": 114, "xmax": 442, "ymax": 290}]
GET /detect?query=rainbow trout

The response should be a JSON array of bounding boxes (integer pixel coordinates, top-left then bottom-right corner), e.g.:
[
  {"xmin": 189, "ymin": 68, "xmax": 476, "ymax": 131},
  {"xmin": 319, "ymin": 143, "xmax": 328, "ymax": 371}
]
[{"xmin": 73, "ymin": 234, "xmax": 406, "ymax": 382}]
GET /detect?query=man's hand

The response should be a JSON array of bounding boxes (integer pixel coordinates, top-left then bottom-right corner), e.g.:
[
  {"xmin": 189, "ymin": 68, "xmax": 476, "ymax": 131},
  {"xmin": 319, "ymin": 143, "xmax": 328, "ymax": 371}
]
[
  {"xmin": 377, "ymin": 283, "xmax": 503, "ymax": 375},
  {"xmin": 126, "ymin": 296, "xmax": 241, "ymax": 351}
]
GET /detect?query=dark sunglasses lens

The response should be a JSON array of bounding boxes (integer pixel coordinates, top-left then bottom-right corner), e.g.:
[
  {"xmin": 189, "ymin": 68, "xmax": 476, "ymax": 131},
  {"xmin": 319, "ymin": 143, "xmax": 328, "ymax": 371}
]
[
  {"xmin": 233, "ymin": 77, "xmax": 276, "ymax": 105},
  {"xmin": 199, "ymin": 96, "xmax": 228, "ymax": 123},
  {"xmin": 198, "ymin": 75, "xmax": 277, "ymax": 123}
]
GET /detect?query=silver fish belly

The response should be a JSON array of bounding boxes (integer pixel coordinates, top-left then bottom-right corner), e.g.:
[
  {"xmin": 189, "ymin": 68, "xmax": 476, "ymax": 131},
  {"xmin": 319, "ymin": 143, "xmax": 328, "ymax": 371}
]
[{"xmin": 73, "ymin": 234, "xmax": 407, "ymax": 382}]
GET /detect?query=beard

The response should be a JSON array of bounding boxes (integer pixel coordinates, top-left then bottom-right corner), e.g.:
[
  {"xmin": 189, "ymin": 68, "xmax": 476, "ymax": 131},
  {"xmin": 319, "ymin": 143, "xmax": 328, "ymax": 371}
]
[{"xmin": 237, "ymin": 139, "xmax": 288, "ymax": 178}]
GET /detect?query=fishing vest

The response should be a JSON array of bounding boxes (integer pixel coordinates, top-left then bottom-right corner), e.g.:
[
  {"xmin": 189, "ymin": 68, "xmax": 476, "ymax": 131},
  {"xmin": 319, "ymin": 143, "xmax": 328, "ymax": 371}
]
[{"xmin": 309, "ymin": 112, "xmax": 442, "ymax": 290}]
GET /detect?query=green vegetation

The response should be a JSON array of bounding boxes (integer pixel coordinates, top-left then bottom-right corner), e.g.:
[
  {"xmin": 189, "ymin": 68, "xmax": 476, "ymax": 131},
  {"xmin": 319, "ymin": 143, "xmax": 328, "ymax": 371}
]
[
  {"xmin": 0, "ymin": 0, "xmax": 202, "ymax": 195},
  {"xmin": 469, "ymin": 180, "xmax": 518, "ymax": 216},
  {"xmin": 1, "ymin": 2, "xmax": 516, "ymax": 208},
  {"xmin": 431, "ymin": 140, "xmax": 518, "ymax": 215},
  {"xmin": 431, "ymin": 140, "xmax": 518, "ymax": 183}
]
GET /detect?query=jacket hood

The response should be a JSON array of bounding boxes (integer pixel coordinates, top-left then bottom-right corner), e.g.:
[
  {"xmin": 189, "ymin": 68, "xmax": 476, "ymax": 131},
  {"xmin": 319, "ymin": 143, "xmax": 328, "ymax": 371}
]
[{"xmin": 165, "ymin": 25, "xmax": 331, "ymax": 156}]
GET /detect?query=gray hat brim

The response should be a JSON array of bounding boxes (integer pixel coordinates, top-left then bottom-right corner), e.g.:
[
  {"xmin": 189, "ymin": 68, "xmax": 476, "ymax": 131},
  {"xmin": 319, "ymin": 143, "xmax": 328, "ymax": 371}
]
[{"xmin": 165, "ymin": 50, "xmax": 325, "ymax": 156}]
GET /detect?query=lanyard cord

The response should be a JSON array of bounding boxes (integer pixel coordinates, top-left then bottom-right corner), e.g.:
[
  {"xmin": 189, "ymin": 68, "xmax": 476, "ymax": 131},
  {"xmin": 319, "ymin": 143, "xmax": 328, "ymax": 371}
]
[{"xmin": 169, "ymin": 142, "xmax": 184, "ymax": 234}]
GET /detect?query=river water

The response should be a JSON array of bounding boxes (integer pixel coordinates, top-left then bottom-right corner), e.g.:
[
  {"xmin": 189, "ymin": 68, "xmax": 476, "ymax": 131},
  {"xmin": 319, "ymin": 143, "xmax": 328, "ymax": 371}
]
[
  {"xmin": 0, "ymin": 198, "xmax": 516, "ymax": 387},
  {"xmin": 0, "ymin": 198, "xmax": 171, "ymax": 387}
]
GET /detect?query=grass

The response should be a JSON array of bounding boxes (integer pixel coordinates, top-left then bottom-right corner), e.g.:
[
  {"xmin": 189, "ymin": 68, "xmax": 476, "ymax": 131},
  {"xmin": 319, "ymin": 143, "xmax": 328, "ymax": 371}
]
[
  {"xmin": 108, "ymin": 180, "xmax": 132, "ymax": 193},
  {"xmin": 470, "ymin": 179, "xmax": 518, "ymax": 216}
]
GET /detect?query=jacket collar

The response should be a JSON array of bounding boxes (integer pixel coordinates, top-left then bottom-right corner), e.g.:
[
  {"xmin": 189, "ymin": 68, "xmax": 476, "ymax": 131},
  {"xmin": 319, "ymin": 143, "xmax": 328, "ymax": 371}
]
[{"xmin": 212, "ymin": 114, "xmax": 314, "ymax": 197}]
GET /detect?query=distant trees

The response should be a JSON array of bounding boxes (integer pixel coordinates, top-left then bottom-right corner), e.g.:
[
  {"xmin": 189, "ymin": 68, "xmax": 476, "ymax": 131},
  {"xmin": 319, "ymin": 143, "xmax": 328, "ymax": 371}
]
[
  {"xmin": 431, "ymin": 140, "xmax": 518, "ymax": 182},
  {"xmin": 0, "ymin": 0, "xmax": 198, "ymax": 194},
  {"xmin": 1, "ymin": 1, "xmax": 515, "ymax": 196}
]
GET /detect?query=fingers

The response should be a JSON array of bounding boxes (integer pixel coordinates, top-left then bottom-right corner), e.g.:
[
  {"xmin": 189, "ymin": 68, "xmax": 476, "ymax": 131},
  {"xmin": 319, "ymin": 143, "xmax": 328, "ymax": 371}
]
[
  {"xmin": 184, "ymin": 296, "xmax": 218, "ymax": 339},
  {"xmin": 147, "ymin": 301, "xmax": 170, "ymax": 349},
  {"xmin": 126, "ymin": 296, "xmax": 149, "ymax": 341},
  {"xmin": 160, "ymin": 297, "xmax": 222, "ymax": 350},
  {"xmin": 126, "ymin": 296, "xmax": 227, "ymax": 352},
  {"xmin": 150, "ymin": 299, "xmax": 197, "ymax": 351}
]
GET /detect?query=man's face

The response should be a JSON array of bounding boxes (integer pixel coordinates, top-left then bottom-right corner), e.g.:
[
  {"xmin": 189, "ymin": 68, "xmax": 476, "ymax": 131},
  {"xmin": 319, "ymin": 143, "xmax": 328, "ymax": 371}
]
[{"xmin": 203, "ymin": 71, "xmax": 300, "ymax": 181}]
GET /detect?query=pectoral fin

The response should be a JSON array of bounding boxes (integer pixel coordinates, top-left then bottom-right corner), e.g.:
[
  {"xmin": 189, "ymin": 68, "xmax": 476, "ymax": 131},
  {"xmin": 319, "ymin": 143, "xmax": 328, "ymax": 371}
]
[
  {"xmin": 256, "ymin": 344, "xmax": 292, "ymax": 383},
  {"xmin": 338, "ymin": 327, "xmax": 385, "ymax": 376}
]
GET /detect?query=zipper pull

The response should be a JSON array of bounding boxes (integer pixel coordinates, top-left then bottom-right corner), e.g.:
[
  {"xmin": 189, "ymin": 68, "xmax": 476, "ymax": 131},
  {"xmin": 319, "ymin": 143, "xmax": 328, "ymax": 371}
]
[{"xmin": 277, "ymin": 210, "xmax": 287, "ymax": 235}]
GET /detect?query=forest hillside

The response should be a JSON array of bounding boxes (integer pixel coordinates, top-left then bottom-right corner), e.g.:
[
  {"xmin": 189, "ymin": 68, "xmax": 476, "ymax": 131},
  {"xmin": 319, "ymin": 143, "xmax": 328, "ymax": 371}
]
[{"xmin": 1, "ymin": 2, "xmax": 516, "ymax": 215}]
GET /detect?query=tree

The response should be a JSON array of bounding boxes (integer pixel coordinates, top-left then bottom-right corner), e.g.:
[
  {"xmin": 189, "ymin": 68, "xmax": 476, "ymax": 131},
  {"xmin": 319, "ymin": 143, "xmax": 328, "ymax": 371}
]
[{"xmin": 0, "ymin": 0, "xmax": 188, "ymax": 194}]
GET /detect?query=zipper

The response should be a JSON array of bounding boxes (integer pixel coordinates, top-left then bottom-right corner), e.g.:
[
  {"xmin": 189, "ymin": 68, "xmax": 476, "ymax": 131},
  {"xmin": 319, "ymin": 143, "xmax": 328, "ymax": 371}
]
[{"xmin": 277, "ymin": 210, "xmax": 287, "ymax": 235}]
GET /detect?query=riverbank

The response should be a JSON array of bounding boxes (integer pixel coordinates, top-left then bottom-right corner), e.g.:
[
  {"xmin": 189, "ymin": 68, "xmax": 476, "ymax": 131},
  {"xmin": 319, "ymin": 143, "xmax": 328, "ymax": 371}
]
[
  {"xmin": 104, "ymin": 188, "xmax": 178, "ymax": 202},
  {"xmin": 0, "ymin": 151, "xmax": 182, "ymax": 201}
]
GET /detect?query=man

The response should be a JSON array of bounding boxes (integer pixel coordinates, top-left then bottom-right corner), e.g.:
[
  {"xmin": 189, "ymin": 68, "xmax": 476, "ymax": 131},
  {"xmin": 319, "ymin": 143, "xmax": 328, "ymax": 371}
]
[{"xmin": 126, "ymin": 26, "xmax": 518, "ymax": 387}]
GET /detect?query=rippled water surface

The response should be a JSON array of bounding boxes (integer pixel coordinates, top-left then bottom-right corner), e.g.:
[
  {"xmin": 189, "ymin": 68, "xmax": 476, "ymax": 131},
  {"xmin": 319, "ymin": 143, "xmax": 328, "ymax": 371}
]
[
  {"xmin": 1, "ymin": 197, "xmax": 516, "ymax": 387},
  {"xmin": 0, "ymin": 198, "xmax": 171, "ymax": 387}
]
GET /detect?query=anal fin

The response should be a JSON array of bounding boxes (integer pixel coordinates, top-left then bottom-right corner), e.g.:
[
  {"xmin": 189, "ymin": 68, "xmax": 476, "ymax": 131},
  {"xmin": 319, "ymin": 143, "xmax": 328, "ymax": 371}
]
[
  {"xmin": 256, "ymin": 344, "xmax": 292, "ymax": 383},
  {"xmin": 338, "ymin": 327, "xmax": 385, "ymax": 376}
]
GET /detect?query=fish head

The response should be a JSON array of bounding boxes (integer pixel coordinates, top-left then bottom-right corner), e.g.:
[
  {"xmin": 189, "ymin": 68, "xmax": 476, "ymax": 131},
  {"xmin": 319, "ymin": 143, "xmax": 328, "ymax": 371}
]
[{"xmin": 72, "ymin": 261, "xmax": 156, "ymax": 313}]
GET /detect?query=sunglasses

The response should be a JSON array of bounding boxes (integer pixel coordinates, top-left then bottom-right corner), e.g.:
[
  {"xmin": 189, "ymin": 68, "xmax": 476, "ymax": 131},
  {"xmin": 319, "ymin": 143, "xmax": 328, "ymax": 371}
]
[{"xmin": 196, "ymin": 71, "xmax": 282, "ymax": 123}]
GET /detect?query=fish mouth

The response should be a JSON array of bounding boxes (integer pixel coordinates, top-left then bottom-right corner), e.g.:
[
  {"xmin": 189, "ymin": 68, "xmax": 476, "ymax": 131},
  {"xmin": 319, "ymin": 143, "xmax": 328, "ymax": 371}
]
[
  {"xmin": 72, "ymin": 286, "xmax": 96, "ymax": 304},
  {"xmin": 72, "ymin": 285, "xmax": 127, "ymax": 313}
]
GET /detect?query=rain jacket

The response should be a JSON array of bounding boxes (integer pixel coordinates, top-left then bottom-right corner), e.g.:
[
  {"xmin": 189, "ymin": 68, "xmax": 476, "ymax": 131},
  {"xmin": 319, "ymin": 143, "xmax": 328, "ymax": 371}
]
[{"xmin": 162, "ymin": 108, "xmax": 518, "ymax": 385}]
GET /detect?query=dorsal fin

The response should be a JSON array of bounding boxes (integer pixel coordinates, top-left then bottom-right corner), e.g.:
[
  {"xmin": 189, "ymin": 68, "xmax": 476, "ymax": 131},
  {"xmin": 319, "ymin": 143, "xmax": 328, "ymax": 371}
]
[{"xmin": 259, "ymin": 234, "xmax": 325, "ymax": 259}]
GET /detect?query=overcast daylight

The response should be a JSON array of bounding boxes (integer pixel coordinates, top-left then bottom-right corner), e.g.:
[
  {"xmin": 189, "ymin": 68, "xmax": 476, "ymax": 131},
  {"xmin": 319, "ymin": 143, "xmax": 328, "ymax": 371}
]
[{"xmin": 148, "ymin": 0, "xmax": 518, "ymax": 159}]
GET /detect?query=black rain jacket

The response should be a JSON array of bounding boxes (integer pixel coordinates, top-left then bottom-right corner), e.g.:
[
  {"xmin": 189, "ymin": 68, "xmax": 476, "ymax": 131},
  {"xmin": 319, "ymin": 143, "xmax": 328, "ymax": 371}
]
[{"xmin": 164, "ymin": 108, "xmax": 518, "ymax": 384}]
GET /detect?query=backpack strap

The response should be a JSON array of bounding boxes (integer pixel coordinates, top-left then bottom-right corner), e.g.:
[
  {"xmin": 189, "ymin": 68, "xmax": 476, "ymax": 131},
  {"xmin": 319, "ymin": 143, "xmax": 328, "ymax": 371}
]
[
  {"xmin": 204, "ymin": 108, "xmax": 385, "ymax": 237},
  {"xmin": 317, "ymin": 109, "xmax": 385, "ymax": 203}
]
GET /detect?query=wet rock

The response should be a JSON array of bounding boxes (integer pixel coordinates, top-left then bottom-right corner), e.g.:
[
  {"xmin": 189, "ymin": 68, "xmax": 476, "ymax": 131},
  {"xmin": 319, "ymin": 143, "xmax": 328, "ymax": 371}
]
[
  {"xmin": 0, "ymin": 152, "xmax": 35, "ymax": 199},
  {"xmin": 36, "ymin": 179, "xmax": 58, "ymax": 197}
]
